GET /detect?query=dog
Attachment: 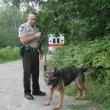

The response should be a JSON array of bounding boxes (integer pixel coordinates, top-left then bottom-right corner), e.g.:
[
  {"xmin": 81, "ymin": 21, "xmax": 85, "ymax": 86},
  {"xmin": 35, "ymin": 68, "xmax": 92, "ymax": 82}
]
[{"xmin": 44, "ymin": 65, "xmax": 95, "ymax": 110}]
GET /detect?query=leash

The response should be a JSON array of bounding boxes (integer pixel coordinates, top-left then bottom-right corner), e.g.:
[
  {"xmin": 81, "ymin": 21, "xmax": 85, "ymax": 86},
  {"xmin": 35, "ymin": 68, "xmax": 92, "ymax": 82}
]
[{"xmin": 44, "ymin": 52, "xmax": 47, "ymax": 66}]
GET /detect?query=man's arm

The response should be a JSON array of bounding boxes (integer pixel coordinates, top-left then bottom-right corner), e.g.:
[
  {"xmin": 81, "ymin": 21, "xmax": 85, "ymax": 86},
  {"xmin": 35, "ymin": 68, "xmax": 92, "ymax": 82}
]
[
  {"xmin": 20, "ymin": 34, "xmax": 36, "ymax": 44},
  {"xmin": 20, "ymin": 32, "xmax": 42, "ymax": 44}
]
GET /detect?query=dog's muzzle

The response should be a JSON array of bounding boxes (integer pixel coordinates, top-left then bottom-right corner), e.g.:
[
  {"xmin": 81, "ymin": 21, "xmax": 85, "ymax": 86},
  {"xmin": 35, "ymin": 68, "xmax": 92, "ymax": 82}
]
[
  {"xmin": 47, "ymin": 80, "xmax": 53, "ymax": 85},
  {"xmin": 47, "ymin": 80, "xmax": 54, "ymax": 89}
]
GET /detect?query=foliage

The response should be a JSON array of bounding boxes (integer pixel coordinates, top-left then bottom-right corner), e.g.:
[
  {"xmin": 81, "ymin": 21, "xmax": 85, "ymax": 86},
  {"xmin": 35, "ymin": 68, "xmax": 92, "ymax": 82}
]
[
  {"xmin": 1, "ymin": 0, "xmax": 110, "ymax": 45},
  {"xmin": 0, "ymin": 6, "xmax": 25, "ymax": 47},
  {"xmin": 49, "ymin": 36, "xmax": 110, "ymax": 86},
  {"xmin": 3, "ymin": 0, "xmax": 20, "ymax": 7},
  {"xmin": 1, "ymin": 0, "xmax": 110, "ymax": 46},
  {"xmin": 3, "ymin": 0, "xmax": 46, "ymax": 8},
  {"xmin": 48, "ymin": 37, "xmax": 110, "ymax": 109},
  {"xmin": 86, "ymin": 81, "xmax": 110, "ymax": 110},
  {"xmin": 74, "ymin": 0, "xmax": 110, "ymax": 39},
  {"xmin": 37, "ymin": 0, "xmax": 110, "ymax": 43},
  {"xmin": 50, "ymin": 37, "xmax": 110, "ymax": 68},
  {"xmin": 0, "ymin": 46, "xmax": 20, "ymax": 63}
]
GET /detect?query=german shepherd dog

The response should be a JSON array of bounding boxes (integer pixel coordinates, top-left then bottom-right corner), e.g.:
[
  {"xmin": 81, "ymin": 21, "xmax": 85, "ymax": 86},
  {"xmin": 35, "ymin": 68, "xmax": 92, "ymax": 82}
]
[{"xmin": 44, "ymin": 65, "xmax": 95, "ymax": 110}]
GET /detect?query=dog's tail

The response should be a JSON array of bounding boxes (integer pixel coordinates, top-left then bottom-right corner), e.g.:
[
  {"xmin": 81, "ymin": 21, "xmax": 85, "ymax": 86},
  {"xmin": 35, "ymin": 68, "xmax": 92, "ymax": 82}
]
[
  {"xmin": 80, "ymin": 68, "xmax": 88, "ymax": 73},
  {"xmin": 79, "ymin": 67, "xmax": 96, "ymax": 74},
  {"xmin": 80, "ymin": 66, "xmax": 110, "ymax": 75},
  {"xmin": 80, "ymin": 66, "xmax": 107, "ymax": 73}
]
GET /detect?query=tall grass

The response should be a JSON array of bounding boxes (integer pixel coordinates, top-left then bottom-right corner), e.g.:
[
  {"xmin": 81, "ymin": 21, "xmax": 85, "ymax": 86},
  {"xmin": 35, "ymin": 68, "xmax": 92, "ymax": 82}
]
[{"xmin": 0, "ymin": 46, "xmax": 20, "ymax": 63}]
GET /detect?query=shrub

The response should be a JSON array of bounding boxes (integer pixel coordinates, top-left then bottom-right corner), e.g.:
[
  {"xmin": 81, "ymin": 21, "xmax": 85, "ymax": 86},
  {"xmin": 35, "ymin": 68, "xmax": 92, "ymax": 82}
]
[
  {"xmin": 0, "ymin": 46, "xmax": 20, "ymax": 63},
  {"xmin": 48, "ymin": 37, "xmax": 110, "ymax": 109}
]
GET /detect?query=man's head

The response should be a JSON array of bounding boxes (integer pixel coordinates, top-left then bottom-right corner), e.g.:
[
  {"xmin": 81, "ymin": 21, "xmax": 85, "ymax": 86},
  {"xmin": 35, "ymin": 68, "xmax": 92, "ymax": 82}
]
[{"xmin": 27, "ymin": 11, "xmax": 37, "ymax": 26}]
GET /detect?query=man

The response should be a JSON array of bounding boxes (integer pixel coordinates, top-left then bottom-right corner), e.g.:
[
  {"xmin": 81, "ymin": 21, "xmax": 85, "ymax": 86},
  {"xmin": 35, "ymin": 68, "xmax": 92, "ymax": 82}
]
[{"xmin": 18, "ymin": 11, "xmax": 46, "ymax": 100}]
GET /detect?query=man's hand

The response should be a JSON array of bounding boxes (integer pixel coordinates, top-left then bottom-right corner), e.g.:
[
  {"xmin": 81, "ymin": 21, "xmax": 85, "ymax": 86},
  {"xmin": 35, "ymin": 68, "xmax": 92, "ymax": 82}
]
[
  {"xmin": 35, "ymin": 32, "xmax": 42, "ymax": 39},
  {"xmin": 39, "ymin": 53, "xmax": 43, "ymax": 60}
]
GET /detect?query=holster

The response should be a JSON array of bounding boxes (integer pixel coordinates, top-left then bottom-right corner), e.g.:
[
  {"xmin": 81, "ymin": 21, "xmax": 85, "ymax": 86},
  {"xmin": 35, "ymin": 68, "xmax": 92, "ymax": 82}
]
[
  {"xmin": 20, "ymin": 44, "xmax": 39, "ymax": 57},
  {"xmin": 20, "ymin": 44, "xmax": 25, "ymax": 57}
]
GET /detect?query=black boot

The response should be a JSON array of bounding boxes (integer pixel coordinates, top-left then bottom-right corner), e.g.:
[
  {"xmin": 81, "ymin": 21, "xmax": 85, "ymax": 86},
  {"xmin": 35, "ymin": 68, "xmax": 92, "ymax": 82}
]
[
  {"xmin": 25, "ymin": 94, "xmax": 34, "ymax": 100},
  {"xmin": 32, "ymin": 90, "xmax": 46, "ymax": 96}
]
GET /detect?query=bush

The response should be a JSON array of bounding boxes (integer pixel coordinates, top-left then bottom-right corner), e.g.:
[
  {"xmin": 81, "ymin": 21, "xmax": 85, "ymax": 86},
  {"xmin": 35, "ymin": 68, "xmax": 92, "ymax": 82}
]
[
  {"xmin": 0, "ymin": 6, "xmax": 25, "ymax": 47},
  {"xmin": 0, "ymin": 46, "xmax": 20, "ymax": 63},
  {"xmin": 50, "ymin": 37, "xmax": 110, "ymax": 68},
  {"xmin": 48, "ymin": 37, "xmax": 110, "ymax": 110}
]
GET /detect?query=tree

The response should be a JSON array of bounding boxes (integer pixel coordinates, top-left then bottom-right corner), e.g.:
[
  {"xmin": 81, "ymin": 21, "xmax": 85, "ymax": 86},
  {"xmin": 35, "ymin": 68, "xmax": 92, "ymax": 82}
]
[
  {"xmin": 0, "ymin": 6, "xmax": 25, "ymax": 47},
  {"xmin": 74, "ymin": 0, "xmax": 110, "ymax": 39},
  {"xmin": 37, "ymin": 0, "xmax": 110, "ymax": 43},
  {"xmin": 2, "ymin": 0, "xmax": 45, "ymax": 9},
  {"xmin": 37, "ymin": 0, "xmax": 81, "ymax": 43},
  {"xmin": 3, "ymin": 0, "xmax": 20, "ymax": 7}
]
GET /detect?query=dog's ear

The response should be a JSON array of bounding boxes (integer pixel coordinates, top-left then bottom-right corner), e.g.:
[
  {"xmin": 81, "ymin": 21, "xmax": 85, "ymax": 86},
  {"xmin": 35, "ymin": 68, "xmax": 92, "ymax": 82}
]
[
  {"xmin": 54, "ymin": 67, "xmax": 58, "ymax": 73},
  {"xmin": 96, "ymin": 65, "xmax": 104, "ymax": 70},
  {"xmin": 44, "ymin": 65, "xmax": 47, "ymax": 71}
]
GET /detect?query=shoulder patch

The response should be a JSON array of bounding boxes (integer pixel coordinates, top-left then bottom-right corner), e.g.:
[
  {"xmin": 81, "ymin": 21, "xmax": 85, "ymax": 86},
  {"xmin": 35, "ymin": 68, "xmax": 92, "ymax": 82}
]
[{"xmin": 19, "ymin": 26, "xmax": 25, "ymax": 32}]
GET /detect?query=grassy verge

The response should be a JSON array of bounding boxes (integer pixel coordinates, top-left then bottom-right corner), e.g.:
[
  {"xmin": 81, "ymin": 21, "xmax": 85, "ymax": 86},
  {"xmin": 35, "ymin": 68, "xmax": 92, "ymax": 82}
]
[
  {"xmin": 68, "ymin": 104, "xmax": 89, "ymax": 110},
  {"xmin": 0, "ymin": 46, "xmax": 20, "ymax": 64},
  {"xmin": 65, "ymin": 85, "xmax": 76, "ymax": 96},
  {"xmin": 65, "ymin": 80, "xmax": 110, "ymax": 110}
]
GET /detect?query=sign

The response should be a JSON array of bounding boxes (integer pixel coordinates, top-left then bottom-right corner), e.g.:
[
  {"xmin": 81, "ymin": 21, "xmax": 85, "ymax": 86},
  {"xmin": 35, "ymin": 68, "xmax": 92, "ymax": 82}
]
[{"xmin": 48, "ymin": 34, "xmax": 65, "ymax": 52}]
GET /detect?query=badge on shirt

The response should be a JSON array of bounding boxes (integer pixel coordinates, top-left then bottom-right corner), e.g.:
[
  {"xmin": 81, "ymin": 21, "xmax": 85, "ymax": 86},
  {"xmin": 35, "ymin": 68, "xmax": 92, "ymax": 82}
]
[{"xmin": 27, "ymin": 28, "xmax": 31, "ymax": 32}]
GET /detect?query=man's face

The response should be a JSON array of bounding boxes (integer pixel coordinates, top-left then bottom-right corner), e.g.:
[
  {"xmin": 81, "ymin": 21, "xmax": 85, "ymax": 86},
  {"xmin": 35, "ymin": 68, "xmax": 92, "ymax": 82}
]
[{"xmin": 27, "ymin": 14, "xmax": 37, "ymax": 26}]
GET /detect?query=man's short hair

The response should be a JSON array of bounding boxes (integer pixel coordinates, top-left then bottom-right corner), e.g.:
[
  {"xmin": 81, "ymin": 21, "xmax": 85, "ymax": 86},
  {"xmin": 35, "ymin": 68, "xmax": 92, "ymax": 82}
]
[{"xmin": 29, "ymin": 11, "xmax": 37, "ymax": 16}]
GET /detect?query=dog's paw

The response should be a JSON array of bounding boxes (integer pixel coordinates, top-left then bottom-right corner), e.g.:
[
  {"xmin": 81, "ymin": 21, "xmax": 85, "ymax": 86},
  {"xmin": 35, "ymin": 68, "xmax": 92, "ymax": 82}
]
[
  {"xmin": 44, "ymin": 101, "xmax": 50, "ymax": 106},
  {"xmin": 52, "ymin": 107, "xmax": 60, "ymax": 110},
  {"xmin": 74, "ymin": 96, "xmax": 80, "ymax": 100},
  {"xmin": 80, "ymin": 96, "xmax": 86, "ymax": 100},
  {"xmin": 75, "ymin": 96, "xmax": 85, "ymax": 100},
  {"xmin": 74, "ymin": 95, "xmax": 81, "ymax": 100}
]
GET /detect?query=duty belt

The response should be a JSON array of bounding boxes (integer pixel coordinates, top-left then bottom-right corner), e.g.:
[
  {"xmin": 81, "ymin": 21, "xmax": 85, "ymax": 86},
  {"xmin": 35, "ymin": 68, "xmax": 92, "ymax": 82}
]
[{"xmin": 21, "ymin": 45, "xmax": 39, "ymax": 54}]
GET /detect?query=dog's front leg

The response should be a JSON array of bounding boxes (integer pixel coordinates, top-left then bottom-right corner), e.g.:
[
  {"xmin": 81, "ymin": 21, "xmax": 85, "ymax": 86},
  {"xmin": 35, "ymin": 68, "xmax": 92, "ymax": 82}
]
[
  {"xmin": 79, "ymin": 84, "xmax": 86, "ymax": 99},
  {"xmin": 53, "ymin": 89, "xmax": 64, "ymax": 110},
  {"xmin": 44, "ymin": 87, "xmax": 54, "ymax": 106}
]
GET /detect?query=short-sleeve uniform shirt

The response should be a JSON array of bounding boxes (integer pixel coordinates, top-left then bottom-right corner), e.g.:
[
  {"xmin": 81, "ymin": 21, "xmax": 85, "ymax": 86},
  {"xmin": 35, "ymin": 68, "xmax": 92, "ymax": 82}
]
[{"xmin": 19, "ymin": 22, "xmax": 41, "ymax": 48}]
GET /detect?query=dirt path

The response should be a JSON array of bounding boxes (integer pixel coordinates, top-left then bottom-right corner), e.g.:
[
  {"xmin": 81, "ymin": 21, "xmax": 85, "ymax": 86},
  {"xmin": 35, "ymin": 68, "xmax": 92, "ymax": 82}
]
[{"xmin": 0, "ymin": 56, "xmax": 104, "ymax": 110}]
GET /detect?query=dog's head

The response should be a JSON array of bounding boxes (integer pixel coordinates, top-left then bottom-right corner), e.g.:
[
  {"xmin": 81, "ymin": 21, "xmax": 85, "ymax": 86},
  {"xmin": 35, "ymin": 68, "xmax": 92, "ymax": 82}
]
[{"xmin": 44, "ymin": 65, "xmax": 59, "ymax": 89}]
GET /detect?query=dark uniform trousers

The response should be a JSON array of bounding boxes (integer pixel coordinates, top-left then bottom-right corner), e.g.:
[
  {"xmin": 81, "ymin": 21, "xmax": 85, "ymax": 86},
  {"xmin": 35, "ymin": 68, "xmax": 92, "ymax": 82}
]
[{"xmin": 22, "ymin": 50, "xmax": 40, "ymax": 95}]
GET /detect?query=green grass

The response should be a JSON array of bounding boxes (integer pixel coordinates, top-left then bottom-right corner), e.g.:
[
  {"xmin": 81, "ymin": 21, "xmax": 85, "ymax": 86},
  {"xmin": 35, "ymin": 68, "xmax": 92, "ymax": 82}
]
[
  {"xmin": 0, "ymin": 46, "xmax": 20, "ymax": 64},
  {"xmin": 65, "ymin": 85, "xmax": 76, "ymax": 96},
  {"xmin": 86, "ymin": 81, "xmax": 110, "ymax": 110},
  {"xmin": 64, "ymin": 81, "xmax": 110, "ymax": 110},
  {"xmin": 68, "ymin": 105, "xmax": 88, "ymax": 110}
]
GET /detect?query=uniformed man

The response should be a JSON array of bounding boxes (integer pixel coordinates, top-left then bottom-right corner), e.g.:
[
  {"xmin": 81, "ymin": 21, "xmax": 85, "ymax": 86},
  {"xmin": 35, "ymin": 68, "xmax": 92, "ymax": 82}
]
[{"xmin": 18, "ymin": 11, "xmax": 46, "ymax": 100}]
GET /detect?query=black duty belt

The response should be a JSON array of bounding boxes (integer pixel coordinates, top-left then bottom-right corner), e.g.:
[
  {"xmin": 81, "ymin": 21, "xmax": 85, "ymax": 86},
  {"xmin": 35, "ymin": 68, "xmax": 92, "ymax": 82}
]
[{"xmin": 20, "ymin": 45, "xmax": 39, "ymax": 54}]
